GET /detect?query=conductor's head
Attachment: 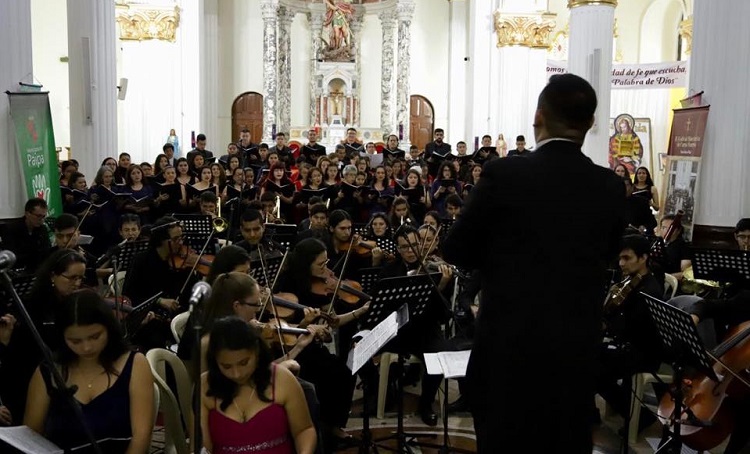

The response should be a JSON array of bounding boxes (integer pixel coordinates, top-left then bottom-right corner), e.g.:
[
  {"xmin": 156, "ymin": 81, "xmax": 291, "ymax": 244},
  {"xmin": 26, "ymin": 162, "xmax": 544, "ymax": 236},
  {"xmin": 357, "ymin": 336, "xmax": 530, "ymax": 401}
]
[{"xmin": 534, "ymin": 74, "xmax": 597, "ymax": 144}]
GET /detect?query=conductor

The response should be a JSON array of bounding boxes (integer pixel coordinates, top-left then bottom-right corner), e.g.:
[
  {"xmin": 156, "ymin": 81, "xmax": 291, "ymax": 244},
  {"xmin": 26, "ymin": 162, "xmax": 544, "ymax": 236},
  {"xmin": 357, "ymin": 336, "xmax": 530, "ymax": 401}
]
[{"xmin": 443, "ymin": 74, "xmax": 625, "ymax": 453}]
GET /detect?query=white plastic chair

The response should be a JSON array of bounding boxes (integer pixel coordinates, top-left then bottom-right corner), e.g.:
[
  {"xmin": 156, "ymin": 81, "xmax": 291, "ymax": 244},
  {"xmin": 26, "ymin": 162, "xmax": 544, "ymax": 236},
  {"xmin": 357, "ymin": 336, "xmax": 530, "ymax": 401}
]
[
  {"xmin": 146, "ymin": 349, "xmax": 192, "ymax": 454},
  {"xmin": 171, "ymin": 312, "xmax": 191, "ymax": 343},
  {"xmin": 376, "ymin": 352, "xmax": 422, "ymax": 419},
  {"xmin": 629, "ymin": 365, "xmax": 673, "ymax": 444},
  {"xmin": 663, "ymin": 274, "xmax": 679, "ymax": 300}
]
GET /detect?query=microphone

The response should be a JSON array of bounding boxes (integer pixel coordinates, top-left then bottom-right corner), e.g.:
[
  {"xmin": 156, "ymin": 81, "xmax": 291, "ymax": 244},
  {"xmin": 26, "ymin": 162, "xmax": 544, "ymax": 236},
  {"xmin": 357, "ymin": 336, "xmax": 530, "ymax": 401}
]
[
  {"xmin": 189, "ymin": 281, "xmax": 211, "ymax": 306},
  {"xmin": 0, "ymin": 250, "xmax": 17, "ymax": 270}
]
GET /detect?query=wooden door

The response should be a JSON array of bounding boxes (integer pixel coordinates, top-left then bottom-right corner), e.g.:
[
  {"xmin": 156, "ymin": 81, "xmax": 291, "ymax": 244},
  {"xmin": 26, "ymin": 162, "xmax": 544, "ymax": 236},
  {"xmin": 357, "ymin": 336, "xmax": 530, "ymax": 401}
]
[
  {"xmin": 231, "ymin": 92, "xmax": 264, "ymax": 143},
  {"xmin": 409, "ymin": 95, "xmax": 434, "ymax": 150}
]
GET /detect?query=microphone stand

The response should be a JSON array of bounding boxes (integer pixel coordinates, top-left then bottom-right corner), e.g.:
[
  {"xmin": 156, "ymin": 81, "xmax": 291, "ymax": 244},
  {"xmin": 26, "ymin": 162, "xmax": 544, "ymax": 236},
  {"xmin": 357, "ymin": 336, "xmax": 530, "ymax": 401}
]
[
  {"xmin": 0, "ymin": 267, "xmax": 103, "ymax": 454},
  {"xmin": 110, "ymin": 253, "xmax": 127, "ymax": 336},
  {"xmin": 190, "ymin": 286, "xmax": 208, "ymax": 453}
]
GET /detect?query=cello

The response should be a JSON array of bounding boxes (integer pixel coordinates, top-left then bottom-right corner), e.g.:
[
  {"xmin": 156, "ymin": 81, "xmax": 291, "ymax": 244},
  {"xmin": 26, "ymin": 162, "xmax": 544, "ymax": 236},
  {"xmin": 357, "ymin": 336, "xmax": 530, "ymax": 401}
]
[{"xmin": 658, "ymin": 321, "xmax": 750, "ymax": 450}]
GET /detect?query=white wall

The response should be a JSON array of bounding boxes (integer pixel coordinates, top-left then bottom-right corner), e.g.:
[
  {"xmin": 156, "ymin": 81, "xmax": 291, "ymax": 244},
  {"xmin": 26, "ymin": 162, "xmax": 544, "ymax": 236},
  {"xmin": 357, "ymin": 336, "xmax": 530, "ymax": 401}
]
[
  {"xmin": 640, "ymin": 0, "xmax": 683, "ymax": 63},
  {"xmin": 290, "ymin": 13, "xmax": 311, "ymax": 128},
  {"xmin": 217, "ymin": 0, "xmax": 263, "ymax": 144},
  {"xmin": 410, "ymin": 0, "xmax": 451, "ymax": 133},
  {"xmin": 30, "ymin": 0, "xmax": 70, "ymax": 149},
  {"xmin": 359, "ymin": 13, "xmax": 382, "ymax": 130}
]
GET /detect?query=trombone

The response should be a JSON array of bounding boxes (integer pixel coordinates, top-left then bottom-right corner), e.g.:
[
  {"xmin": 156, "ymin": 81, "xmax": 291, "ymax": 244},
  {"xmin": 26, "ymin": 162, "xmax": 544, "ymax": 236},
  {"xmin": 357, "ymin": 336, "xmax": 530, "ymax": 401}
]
[{"xmin": 212, "ymin": 197, "xmax": 228, "ymax": 233}]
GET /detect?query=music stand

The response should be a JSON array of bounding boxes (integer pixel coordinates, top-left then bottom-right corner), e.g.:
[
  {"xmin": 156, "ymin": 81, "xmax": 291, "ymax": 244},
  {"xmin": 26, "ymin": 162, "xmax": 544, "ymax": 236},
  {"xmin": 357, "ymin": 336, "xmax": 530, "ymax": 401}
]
[
  {"xmin": 12, "ymin": 274, "xmax": 37, "ymax": 302},
  {"xmin": 356, "ymin": 267, "xmax": 382, "ymax": 295},
  {"xmin": 116, "ymin": 240, "xmax": 149, "ymax": 273},
  {"xmin": 375, "ymin": 237, "xmax": 397, "ymax": 257},
  {"xmin": 363, "ymin": 274, "xmax": 438, "ymax": 454},
  {"xmin": 174, "ymin": 214, "xmax": 216, "ymax": 251},
  {"xmin": 264, "ymin": 223, "xmax": 297, "ymax": 250},
  {"xmin": 124, "ymin": 292, "xmax": 163, "ymax": 339},
  {"xmin": 691, "ymin": 248, "xmax": 750, "ymax": 285},
  {"xmin": 641, "ymin": 293, "xmax": 718, "ymax": 454},
  {"xmin": 250, "ymin": 255, "xmax": 284, "ymax": 288}
]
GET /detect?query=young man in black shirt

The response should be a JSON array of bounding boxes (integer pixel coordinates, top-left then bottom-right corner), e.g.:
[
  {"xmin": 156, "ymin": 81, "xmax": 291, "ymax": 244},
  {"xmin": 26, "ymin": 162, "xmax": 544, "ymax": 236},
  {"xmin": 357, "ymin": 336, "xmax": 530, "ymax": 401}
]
[
  {"xmin": 1, "ymin": 198, "xmax": 50, "ymax": 273},
  {"xmin": 506, "ymin": 135, "xmax": 530, "ymax": 157},
  {"xmin": 424, "ymin": 128, "xmax": 452, "ymax": 178}
]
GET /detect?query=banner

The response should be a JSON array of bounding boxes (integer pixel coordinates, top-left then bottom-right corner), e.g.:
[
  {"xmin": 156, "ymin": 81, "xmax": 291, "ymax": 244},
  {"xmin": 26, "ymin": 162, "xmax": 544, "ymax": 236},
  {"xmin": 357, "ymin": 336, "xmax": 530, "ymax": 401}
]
[
  {"xmin": 546, "ymin": 60, "xmax": 688, "ymax": 89},
  {"xmin": 7, "ymin": 92, "xmax": 62, "ymax": 217},
  {"xmin": 668, "ymin": 106, "xmax": 710, "ymax": 158}
]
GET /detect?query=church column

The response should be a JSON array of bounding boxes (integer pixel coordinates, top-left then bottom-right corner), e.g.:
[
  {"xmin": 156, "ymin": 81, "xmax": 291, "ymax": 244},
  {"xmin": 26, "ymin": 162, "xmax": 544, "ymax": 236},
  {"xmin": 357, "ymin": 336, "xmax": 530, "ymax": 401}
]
[
  {"xmin": 309, "ymin": 12, "xmax": 324, "ymax": 127},
  {"xmin": 277, "ymin": 7, "xmax": 294, "ymax": 134},
  {"xmin": 67, "ymin": 0, "xmax": 118, "ymax": 178},
  {"xmin": 0, "ymin": 0, "xmax": 33, "ymax": 217},
  {"xmin": 396, "ymin": 0, "xmax": 415, "ymax": 145},
  {"xmin": 201, "ymin": 0, "xmax": 220, "ymax": 145},
  {"xmin": 349, "ymin": 10, "xmax": 365, "ymax": 127},
  {"xmin": 260, "ymin": 0, "xmax": 279, "ymax": 143},
  {"xmin": 690, "ymin": 0, "xmax": 750, "ymax": 229},
  {"xmin": 566, "ymin": 0, "xmax": 616, "ymax": 167},
  {"xmin": 492, "ymin": 12, "xmax": 556, "ymax": 147},
  {"xmin": 378, "ymin": 10, "xmax": 396, "ymax": 137}
]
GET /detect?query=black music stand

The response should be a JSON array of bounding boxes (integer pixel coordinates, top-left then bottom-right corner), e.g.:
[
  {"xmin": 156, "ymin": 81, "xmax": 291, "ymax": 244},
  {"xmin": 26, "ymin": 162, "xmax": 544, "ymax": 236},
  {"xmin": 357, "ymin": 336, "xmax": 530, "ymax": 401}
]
[
  {"xmin": 357, "ymin": 267, "xmax": 382, "ymax": 295},
  {"xmin": 362, "ymin": 274, "xmax": 438, "ymax": 454},
  {"xmin": 375, "ymin": 237, "xmax": 397, "ymax": 257},
  {"xmin": 691, "ymin": 248, "xmax": 750, "ymax": 285},
  {"xmin": 174, "ymin": 214, "xmax": 217, "ymax": 252},
  {"xmin": 264, "ymin": 223, "xmax": 297, "ymax": 250},
  {"xmin": 250, "ymin": 255, "xmax": 284, "ymax": 288},
  {"xmin": 116, "ymin": 240, "xmax": 149, "ymax": 273},
  {"xmin": 641, "ymin": 293, "xmax": 718, "ymax": 454},
  {"xmin": 124, "ymin": 292, "xmax": 163, "ymax": 339},
  {"xmin": 12, "ymin": 274, "xmax": 37, "ymax": 302}
]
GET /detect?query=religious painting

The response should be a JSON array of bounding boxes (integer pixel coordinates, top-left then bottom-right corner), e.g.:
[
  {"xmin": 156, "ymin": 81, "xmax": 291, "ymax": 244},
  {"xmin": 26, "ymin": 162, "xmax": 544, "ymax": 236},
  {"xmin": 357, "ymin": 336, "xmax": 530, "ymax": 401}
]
[
  {"xmin": 608, "ymin": 114, "xmax": 653, "ymax": 177},
  {"xmin": 662, "ymin": 156, "xmax": 701, "ymax": 241}
]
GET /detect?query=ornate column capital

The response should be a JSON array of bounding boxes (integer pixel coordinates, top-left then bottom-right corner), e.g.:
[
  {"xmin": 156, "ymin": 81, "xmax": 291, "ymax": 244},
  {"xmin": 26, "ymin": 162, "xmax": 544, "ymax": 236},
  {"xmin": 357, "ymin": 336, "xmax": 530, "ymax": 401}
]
[
  {"xmin": 568, "ymin": 0, "xmax": 617, "ymax": 8},
  {"xmin": 115, "ymin": 2, "xmax": 180, "ymax": 42},
  {"xmin": 396, "ymin": 0, "xmax": 415, "ymax": 22},
  {"xmin": 278, "ymin": 6, "xmax": 296, "ymax": 26},
  {"xmin": 493, "ymin": 12, "xmax": 557, "ymax": 49},
  {"xmin": 260, "ymin": 0, "xmax": 279, "ymax": 20},
  {"xmin": 679, "ymin": 15, "xmax": 693, "ymax": 56},
  {"xmin": 378, "ymin": 10, "xmax": 397, "ymax": 28}
]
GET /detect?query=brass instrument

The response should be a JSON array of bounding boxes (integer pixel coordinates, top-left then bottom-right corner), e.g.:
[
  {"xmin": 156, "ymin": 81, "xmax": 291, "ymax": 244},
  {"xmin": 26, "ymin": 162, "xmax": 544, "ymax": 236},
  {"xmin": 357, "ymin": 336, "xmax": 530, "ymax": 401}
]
[
  {"xmin": 212, "ymin": 199, "xmax": 228, "ymax": 232},
  {"xmin": 681, "ymin": 266, "xmax": 721, "ymax": 296}
]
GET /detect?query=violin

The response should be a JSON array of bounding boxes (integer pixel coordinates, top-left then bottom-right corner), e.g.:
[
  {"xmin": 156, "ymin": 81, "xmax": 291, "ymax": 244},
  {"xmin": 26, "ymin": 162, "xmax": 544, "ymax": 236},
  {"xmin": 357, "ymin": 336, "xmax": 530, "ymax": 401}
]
[
  {"xmin": 311, "ymin": 268, "xmax": 372, "ymax": 305},
  {"xmin": 255, "ymin": 319, "xmax": 310, "ymax": 349},
  {"xmin": 264, "ymin": 292, "xmax": 335, "ymax": 325},
  {"xmin": 658, "ymin": 321, "xmax": 750, "ymax": 450},
  {"xmin": 168, "ymin": 245, "xmax": 215, "ymax": 276},
  {"xmin": 103, "ymin": 296, "xmax": 133, "ymax": 320}
]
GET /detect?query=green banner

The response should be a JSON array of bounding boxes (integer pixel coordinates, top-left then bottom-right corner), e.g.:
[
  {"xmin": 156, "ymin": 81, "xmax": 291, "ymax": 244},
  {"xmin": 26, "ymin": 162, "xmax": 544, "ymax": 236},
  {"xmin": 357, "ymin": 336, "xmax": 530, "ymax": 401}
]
[{"xmin": 7, "ymin": 92, "xmax": 62, "ymax": 217}]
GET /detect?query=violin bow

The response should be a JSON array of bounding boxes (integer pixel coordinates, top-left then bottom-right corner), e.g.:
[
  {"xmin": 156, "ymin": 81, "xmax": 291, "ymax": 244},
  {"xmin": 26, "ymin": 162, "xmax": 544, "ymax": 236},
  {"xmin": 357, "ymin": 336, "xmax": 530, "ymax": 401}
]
[
  {"xmin": 64, "ymin": 200, "xmax": 96, "ymax": 249},
  {"xmin": 325, "ymin": 234, "xmax": 357, "ymax": 316},
  {"xmin": 258, "ymin": 249, "xmax": 290, "ymax": 354},
  {"xmin": 414, "ymin": 224, "xmax": 442, "ymax": 276},
  {"xmin": 176, "ymin": 228, "xmax": 217, "ymax": 301}
]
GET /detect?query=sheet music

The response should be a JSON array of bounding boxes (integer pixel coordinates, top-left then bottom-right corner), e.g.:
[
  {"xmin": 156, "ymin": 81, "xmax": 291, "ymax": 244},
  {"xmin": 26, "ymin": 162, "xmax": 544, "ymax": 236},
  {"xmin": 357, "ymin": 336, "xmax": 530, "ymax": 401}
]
[
  {"xmin": 348, "ymin": 309, "xmax": 401, "ymax": 374},
  {"xmin": 423, "ymin": 350, "xmax": 472, "ymax": 378},
  {"xmin": 0, "ymin": 426, "xmax": 63, "ymax": 453}
]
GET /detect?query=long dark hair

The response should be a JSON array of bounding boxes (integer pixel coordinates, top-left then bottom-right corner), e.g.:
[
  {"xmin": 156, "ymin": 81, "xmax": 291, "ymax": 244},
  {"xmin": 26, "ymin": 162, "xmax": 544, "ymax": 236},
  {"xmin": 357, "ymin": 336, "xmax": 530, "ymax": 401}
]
[
  {"xmin": 202, "ymin": 272, "xmax": 259, "ymax": 333},
  {"xmin": 276, "ymin": 238, "xmax": 327, "ymax": 294},
  {"xmin": 28, "ymin": 249, "xmax": 88, "ymax": 315},
  {"xmin": 634, "ymin": 166, "xmax": 654, "ymax": 187},
  {"xmin": 366, "ymin": 212, "xmax": 392, "ymax": 239},
  {"xmin": 205, "ymin": 246, "xmax": 251, "ymax": 285},
  {"xmin": 437, "ymin": 161, "xmax": 457, "ymax": 181},
  {"xmin": 206, "ymin": 316, "xmax": 273, "ymax": 410},
  {"xmin": 55, "ymin": 290, "xmax": 130, "ymax": 377}
]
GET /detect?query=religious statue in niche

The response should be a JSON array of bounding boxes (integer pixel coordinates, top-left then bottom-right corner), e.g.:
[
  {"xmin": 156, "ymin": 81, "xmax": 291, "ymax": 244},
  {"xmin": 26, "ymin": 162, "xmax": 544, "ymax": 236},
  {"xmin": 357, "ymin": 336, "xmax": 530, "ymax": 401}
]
[
  {"xmin": 330, "ymin": 90, "xmax": 344, "ymax": 116},
  {"xmin": 609, "ymin": 113, "xmax": 643, "ymax": 175},
  {"xmin": 322, "ymin": 0, "xmax": 354, "ymax": 61}
]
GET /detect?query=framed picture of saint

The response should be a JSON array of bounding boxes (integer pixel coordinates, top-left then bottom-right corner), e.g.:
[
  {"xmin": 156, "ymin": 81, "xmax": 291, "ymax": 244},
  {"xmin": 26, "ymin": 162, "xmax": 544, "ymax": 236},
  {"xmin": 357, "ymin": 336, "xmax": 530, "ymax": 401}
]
[{"xmin": 608, "ymin": 114, "xmax": 654, "ymax": 177}]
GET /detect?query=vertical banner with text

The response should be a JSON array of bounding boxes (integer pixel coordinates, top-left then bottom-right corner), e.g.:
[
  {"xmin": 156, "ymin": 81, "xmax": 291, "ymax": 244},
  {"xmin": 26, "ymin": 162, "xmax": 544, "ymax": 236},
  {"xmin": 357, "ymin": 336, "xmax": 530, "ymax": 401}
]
[
  {"xmin": 7, "ymin": 92, "xmax": 62, "ymax": 217},
  {"xmin": 668, "ymin": 106, "xmax": 710, "ymax": 157}
]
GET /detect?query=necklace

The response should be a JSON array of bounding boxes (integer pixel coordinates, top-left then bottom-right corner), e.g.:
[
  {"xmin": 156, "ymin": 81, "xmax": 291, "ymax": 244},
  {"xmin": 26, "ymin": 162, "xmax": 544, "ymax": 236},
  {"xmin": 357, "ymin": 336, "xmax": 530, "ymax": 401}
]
[
  {"xmin": 78, "ymin": 368, "xmax": 104, "ymax": 389},
  {"xmin": 232, "ymin": 386, "xmax": 257, "ymax": 423}
]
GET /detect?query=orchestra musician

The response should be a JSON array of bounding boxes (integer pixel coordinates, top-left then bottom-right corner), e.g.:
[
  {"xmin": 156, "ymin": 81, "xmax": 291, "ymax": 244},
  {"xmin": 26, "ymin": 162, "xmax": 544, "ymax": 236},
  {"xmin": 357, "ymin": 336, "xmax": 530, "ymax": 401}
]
[
  {"xmin": 596, "ymin": 235, "xmax": 663, "ymax": 432},
  {"xmin": 443, "ymin": 74, "xmax": 625, "ymax": 453},
  {"xmin": 234, "ymin": 209, "xmax": 285, "ymax": 262},
  {"xmin": 378, "ymin": 224, "xmax": 454, "ymax": 426}
]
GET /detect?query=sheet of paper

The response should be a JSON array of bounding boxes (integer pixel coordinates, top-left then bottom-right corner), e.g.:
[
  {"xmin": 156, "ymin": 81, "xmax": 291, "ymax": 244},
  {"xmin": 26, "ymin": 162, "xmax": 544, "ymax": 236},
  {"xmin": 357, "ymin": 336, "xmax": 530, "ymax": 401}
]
[
  {"xmin": 348, "ymin": 310, "xmax": 400, "ymax": 374},
  {"xmin": 437, "ymin": 350, "xmax": 472, "ymax": 378},
  {"xmin": 0, "ymin": 426, "xmax": 63, "ymax": 454},
  {"xmin": 423, "ymin": 353, "xmax": 444, "ymax": 376}
]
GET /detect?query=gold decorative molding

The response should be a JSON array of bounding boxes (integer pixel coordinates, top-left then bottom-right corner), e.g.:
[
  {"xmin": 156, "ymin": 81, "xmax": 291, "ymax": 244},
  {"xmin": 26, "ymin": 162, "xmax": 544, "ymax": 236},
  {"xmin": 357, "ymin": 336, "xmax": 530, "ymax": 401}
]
[
  {"xmin": 115, "ymin": 3, "xmax": 180, "ymax": 42},
  {"xmin": 493, "ymin": 12, "xmax": 557, "ymax": 49},
  {"xmin": 568, "ymin": 0, "xmax": 617, "ymax": 8},
  {"xmin": 679, "ymin": 16, "xmax": 693, "ymax": 56}
]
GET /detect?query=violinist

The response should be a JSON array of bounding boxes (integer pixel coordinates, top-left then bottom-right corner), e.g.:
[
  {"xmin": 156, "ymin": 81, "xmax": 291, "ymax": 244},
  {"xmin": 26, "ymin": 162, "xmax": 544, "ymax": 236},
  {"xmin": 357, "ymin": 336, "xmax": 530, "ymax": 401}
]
[
  {"xmin": 123, "ymin": 216, "xmax": 201, "ymax": 349},
  {"xmin": 596, "ymin": 235, "xmax": 663, "ymax": 432},
  {"xmin": 235, "ymin": 209, "xmax": 285, "ymax": 262},
  {"xmin": 1, "ymin": 197, "xmax": 50, "ymax": 273},
  {"xmin": 47, "ymin": 213, "xmax": 101, "ymax": 285},
  {"xmin": 295, "ymin": 203, "xmax": 329, "ymax": 244},
  {"xmin": 272, "ymin": 238, "xmax": 361, "ymax": 447},
  {"xmin": 325, "ymin": 210, "xmax": 384, "ymax": 276},
  {"xmin": 378, "ymin": 225, "xmax": 454, "ymax": 426}
]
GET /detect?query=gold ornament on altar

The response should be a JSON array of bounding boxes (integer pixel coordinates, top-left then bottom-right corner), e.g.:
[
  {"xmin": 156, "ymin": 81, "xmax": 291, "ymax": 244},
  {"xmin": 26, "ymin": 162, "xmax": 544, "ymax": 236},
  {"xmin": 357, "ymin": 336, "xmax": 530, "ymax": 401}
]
[
  {"xmin": 568, "ymin": 0, "xmax": 617, "ymax": 8},
  {"xmin": 115, "ymin": 3, "xmax": 180, "ymax": 43},
  {"xmin": 493, "ymin": 12, "xmax": 557, "ymax": 49}
]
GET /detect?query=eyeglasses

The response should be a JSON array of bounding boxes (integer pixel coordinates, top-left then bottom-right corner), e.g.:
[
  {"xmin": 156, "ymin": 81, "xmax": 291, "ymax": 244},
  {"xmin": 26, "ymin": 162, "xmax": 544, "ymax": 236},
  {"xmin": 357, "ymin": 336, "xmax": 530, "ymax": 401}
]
[
  {"xmin": 737, "ymin": 234, "xmax": 750, "ymax": 241},
  {"xmin": 29, "ymin": 212, "xmax": 47, "ymax": 219},
  {"xmin": 59, "ymin": 274, "xmax": 85, "ymax": 283}
]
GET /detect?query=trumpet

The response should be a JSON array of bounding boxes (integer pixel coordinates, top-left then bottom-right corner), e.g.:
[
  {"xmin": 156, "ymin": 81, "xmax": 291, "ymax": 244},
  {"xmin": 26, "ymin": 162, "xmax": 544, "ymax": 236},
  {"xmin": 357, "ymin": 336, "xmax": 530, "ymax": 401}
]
[{"xmin": 212, "ymin": 199, "xmax": 228, "ymax": 233}]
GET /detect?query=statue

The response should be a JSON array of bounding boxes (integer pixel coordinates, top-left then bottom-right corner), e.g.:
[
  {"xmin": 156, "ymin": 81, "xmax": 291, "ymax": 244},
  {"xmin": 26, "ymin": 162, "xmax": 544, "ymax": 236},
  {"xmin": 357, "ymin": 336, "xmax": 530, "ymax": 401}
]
[
  {"xmin": 331, "ymin": 91, "xmax": 344, "ymax": 116},
  {"xmin": 322, "ymin": 0, "xmax": 354, "ymax": 60}
]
